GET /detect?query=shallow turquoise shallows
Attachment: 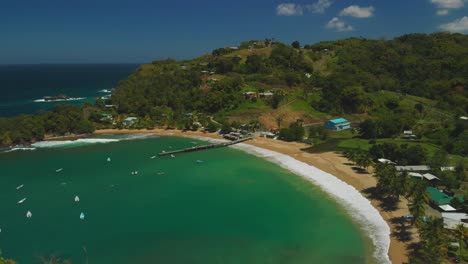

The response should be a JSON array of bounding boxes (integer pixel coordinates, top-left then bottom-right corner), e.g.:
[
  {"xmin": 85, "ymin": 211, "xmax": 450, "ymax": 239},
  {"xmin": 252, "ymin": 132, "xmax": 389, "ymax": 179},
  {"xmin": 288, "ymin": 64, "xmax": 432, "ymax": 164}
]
[{"xmin": 0, "ymin": 136, "xmax": 369, "ymax": 264}]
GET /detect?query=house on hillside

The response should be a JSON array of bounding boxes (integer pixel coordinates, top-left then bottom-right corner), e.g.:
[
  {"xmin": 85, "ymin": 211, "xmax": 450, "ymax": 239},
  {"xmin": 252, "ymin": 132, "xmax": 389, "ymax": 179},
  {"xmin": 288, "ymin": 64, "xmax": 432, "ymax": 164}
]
[
  {"xmin": 323, "ymin": 118, "xmax": 351, "ymax": 131},
  {"xmin": 258, "ymin": 92, "xmax": 273, "ymax": 98},
  {"xmin": 402, "ymin": 130, "xmax": 417, "ymax": 139},
  {"xmin": 123, "ymin": 117, "xmax": 138, "ymax": 127},
  {"xmin": 243, "ymin": 91, "xmax": 257, "ymax": 100}
]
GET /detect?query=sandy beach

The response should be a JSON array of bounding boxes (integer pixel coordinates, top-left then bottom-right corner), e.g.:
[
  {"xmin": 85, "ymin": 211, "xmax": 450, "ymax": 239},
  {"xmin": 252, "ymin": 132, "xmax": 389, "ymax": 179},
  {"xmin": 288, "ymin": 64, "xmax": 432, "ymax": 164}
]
[{"xmin": 95, "ymin": 128, "xmax": 416, "ymax": 264}]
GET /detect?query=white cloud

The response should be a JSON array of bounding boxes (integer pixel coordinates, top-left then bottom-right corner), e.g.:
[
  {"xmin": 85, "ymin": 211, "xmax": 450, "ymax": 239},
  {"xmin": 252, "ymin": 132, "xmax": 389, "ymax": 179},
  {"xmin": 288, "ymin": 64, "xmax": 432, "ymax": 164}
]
[
  {"xmin": 431, "ymin": 0, "xmax": 464, "ymax": 9},
  {"xmin": 339, "ymin": 5, "xmax": 375, "ymax": 18},
  {"xmin": 438, "ymin": 16, "xmax": 468, "ymax": 32},
  {"xmin": 326, "ymin": 17, "xmax": 354, "ymax": 32},
  {"xmin": 276, "ymin": 3, "xmax": 303, "ymax": 16},
  {"xmin": 307, "ymin": 0, "xmax": 333, "ymax": 13},
  {"xmin": 437, "ymin": 9, "xmax": 450, "ymax": 15},
  {"xmin": 431, "ymin": 0, "xmax": 464, "ymax": 15}
]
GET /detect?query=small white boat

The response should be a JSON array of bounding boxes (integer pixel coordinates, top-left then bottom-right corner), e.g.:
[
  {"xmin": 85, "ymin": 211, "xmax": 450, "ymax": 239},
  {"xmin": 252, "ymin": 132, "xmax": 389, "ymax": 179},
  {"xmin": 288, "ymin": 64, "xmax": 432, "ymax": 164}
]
[
  {"xmin": 17, "ymin": 197, "xmax": 27, "ymax": 204},
  {"xmin": 157, "ymin": 172, "xmax": 165, "ymax": 175},
  {"xmin": 107, "ymin": 157, "xmax": 111, "ymax": 162},
  {"xmin": 170, "ymin": 154, "xmax": 175, "ymax": 158},
  {"xmin": 26, "ymin": 211, "xmax": 32, "ymax": 218},
  {"xmin": 195, "ymin": 160, "xmax": 203, "ymax": 163},
  {"xmin": 150, "ymin": 156, "xmax": 156, "ymax": 159},
  {"xmin": 135, "ymin": 171, "xmax": 138, "ymax": 175},
  {"xmin": 74, "ymin": 196, "xmax": 80, "ymax": 202},
  {"xmin": 56, "ymin": 168, "xmax": 63, "ymax": 173},
  {"xmin": 131, "ymin": 171, "xmax": 135, "ymax": 175},
  {"xmin": 80, "ymin": 212, "xmax": 85, "ymax": 220},
  {"xmin": 16, "ymin": 184, "xmax": 24, "ymax": 190}
]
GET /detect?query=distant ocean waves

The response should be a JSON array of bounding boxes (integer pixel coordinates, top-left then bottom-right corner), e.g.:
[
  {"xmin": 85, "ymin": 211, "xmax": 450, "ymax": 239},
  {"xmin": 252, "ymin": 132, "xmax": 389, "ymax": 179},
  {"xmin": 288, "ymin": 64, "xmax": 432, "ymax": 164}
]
[
  {"xmin": 33, "ymin": 97, "xmax": 86, "ymax": 103},
  {"xmin": 98, "ymin": 89, "xmax": 112, "ymax": 93},
  {"xmin": 3, "ymin": 147, "xmax": 37, "ymax": 153},
  {"xmin": 0, "ymin": 134, "xmax": 158, "ymax": 153}
]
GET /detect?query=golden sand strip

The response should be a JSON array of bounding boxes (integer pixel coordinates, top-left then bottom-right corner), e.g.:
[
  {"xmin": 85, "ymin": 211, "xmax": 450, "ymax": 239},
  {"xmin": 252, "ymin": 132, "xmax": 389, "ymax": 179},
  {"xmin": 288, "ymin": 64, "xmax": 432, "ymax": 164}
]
[{"xmin": 95, "ymin": 129, "xmax": 416, "ymax": 264}]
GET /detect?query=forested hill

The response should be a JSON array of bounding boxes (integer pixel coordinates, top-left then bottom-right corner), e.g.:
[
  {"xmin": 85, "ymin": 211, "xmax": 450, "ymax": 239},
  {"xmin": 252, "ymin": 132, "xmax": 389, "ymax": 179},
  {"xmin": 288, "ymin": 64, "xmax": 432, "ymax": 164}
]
[
  {"xmin": 313, "ymin": 33, "xmax": 468, "ymax": 113},
  {"xmin": 1, "ymin": 33, "xmax": 467, "ymax": 153},
  {"xmin": 112, "ymin": 33, "xmax": 468, "ymax": 116}
]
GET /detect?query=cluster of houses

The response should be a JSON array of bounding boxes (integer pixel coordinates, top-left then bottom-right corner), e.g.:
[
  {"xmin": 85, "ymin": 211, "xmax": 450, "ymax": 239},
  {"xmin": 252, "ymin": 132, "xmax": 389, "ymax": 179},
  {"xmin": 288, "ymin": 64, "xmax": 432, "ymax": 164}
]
[{"xmin": 377, "ymin": 160, "xmax": 467, "ymax": 229}]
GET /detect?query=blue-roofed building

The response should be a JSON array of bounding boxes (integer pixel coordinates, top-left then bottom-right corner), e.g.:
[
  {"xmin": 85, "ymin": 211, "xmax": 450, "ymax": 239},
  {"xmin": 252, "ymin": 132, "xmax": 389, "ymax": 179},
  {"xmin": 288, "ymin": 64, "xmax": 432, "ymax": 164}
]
[{"xmin": 324, "ymin": 118, "xmax": 351, "ymax": 131}]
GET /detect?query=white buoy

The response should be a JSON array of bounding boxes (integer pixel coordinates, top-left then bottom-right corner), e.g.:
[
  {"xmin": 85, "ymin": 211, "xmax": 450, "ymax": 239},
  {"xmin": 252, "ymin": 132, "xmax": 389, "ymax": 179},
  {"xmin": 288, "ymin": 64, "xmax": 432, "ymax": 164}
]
[
  {"xmin": 26, "ymin": 211, "xmax": 32, "ymax": 218},
  {"xmin": 107, "ymin": 157, "xmax": 111, "ymax": 162},
  {"xmin": 80, "ymin": 212, "xmax": 85, "ymax": 220},
  {"xmin": 171, "ymin": 154, "xmax": 175, "ymax": 158},
  {"xmin": 74, "ymin": 196, "xmax": 80, "ymax": 202}
]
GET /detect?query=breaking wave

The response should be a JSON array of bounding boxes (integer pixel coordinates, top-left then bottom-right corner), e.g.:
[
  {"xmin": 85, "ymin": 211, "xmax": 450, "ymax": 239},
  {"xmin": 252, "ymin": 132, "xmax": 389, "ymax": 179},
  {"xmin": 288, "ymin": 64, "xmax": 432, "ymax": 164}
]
[
  {"xmin": 3, "ymin": 147, "xmax": 37, "ymax": 153},
  {"xmin": 31, "ymin": 134, "xmax": 156, "ymax": 149},
  {"xmin": 34, "ymin": 97, "xmax": 85, "ymax": 103}
]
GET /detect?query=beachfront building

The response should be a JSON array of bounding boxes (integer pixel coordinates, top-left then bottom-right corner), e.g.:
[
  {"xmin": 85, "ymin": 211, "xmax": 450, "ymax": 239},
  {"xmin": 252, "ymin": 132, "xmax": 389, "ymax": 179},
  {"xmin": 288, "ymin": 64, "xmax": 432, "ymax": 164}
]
[
  {"xmin": 426, "ymin": 187, "xmax": 464, "ymax": 212},
  {"xmin": 323, "ymin": 118, "xmax": 351, "ymax": 131},
  {"xmin": 395, "ymin": 165, "xmax": 431, "ymax": 172},
  {"xmin": 123, "ymin": 117, "xmax": 138, "ymax": 127},
  {"xmin": 442, "ymin": 212, "xmax": 468, "ymax": 229}
]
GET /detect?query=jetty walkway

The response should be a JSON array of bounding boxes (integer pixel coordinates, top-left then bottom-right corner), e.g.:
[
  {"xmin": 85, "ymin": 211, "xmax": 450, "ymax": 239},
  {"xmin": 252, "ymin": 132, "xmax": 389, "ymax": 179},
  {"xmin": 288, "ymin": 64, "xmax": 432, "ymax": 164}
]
[{"xmin": 158, "ymin": 137, "xmax": 254, "ymax": 156}]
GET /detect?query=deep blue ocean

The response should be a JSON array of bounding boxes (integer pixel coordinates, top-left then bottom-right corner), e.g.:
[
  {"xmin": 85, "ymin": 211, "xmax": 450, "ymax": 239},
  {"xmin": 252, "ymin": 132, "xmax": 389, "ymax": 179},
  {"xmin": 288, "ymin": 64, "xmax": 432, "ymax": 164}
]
[{"xmin": 0, "ymin": 64, "xmax": 139, "ymax": 117}]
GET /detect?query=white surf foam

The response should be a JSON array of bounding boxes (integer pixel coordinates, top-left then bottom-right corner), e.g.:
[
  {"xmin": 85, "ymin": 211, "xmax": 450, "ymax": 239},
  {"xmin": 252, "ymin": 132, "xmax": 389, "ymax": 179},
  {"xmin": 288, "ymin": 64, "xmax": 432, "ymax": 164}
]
[
  {"xmin": 4, "ymin": 147, "xmax": 37, "ymax": 152},
  {"xmin": 30, "ymin": 134, "xmax": 156, "ymax": 149},
  {"xmin": 31, "ymin": 138, "xmax": 119, "ymax": 148},
  {"xmin": 34, "ymin": 97, "xmax": 85, "ymax": 103},
  {"xmin": 232, "ymin": 143, "xmax": 391, "ymax": 264}
]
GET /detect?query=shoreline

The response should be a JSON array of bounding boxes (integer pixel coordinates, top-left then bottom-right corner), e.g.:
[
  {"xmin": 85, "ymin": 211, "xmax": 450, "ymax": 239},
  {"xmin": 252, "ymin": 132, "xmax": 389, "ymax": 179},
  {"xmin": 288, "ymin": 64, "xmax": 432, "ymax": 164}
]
[{"xmin": 94, "ymin": 129, "xmax": 416, "ymax": 264}]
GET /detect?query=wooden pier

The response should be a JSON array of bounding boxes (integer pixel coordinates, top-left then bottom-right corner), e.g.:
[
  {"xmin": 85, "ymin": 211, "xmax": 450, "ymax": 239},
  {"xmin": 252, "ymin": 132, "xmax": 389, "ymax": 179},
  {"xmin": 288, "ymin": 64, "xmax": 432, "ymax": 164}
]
[{"xmin": 158, "ymin": 137, "xmax": 253, "ymax": 156}]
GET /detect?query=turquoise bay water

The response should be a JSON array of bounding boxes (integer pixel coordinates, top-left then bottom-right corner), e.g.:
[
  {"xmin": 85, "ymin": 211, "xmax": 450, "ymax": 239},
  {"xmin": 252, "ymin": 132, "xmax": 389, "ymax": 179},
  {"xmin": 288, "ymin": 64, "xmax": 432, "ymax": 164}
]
[{"xmin": 0, "ymin": 136, "xmax": 369, "ymax": 263}]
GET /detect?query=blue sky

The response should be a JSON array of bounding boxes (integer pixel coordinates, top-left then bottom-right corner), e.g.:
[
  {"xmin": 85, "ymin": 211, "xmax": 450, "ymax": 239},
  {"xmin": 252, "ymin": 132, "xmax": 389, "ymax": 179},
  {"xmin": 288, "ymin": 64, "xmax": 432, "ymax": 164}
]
[{"xmin": 1, "ymin": 0, "xmax": 467, "ymax": 64}]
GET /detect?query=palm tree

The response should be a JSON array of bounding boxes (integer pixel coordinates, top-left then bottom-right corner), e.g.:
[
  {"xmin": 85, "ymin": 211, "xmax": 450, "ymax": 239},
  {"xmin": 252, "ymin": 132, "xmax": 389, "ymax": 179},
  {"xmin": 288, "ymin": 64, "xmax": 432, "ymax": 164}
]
[
  {"xmin": 455, "ymin": 223, "xmax": 468, "ymax": 257},
  {"xmin": 357, "ymin": 152, "xmax": 373, "ymax": 171},
  {"xmin": 419, "ymin": 218, "xmax": 448, "ymax": 263},
  {"xmin": 408, "ymin": 183, "xmax": 429, "ymax": 227}
]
